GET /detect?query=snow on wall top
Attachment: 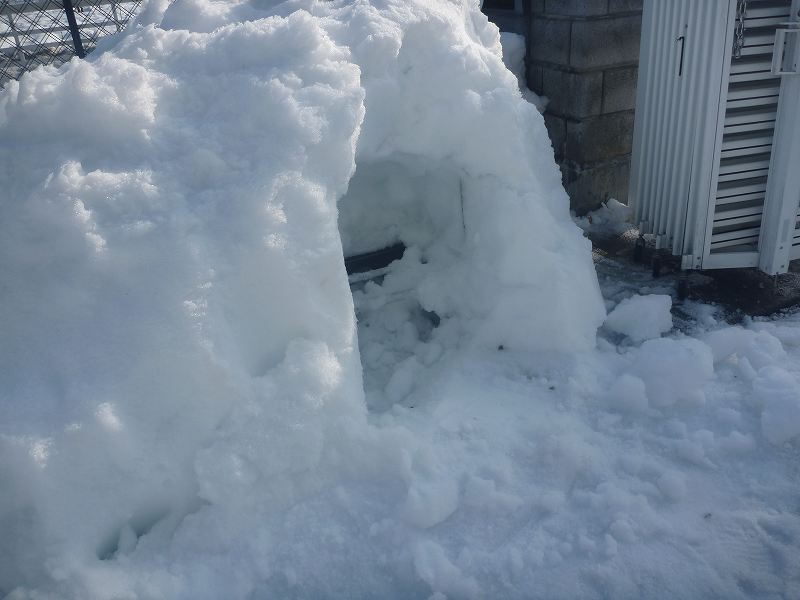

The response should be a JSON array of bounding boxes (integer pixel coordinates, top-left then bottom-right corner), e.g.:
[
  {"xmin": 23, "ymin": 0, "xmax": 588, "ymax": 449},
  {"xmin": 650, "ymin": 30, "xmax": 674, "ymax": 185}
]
[{"xmin": 0, "ymin": 0, "xmax": 604, "ymax": 595}]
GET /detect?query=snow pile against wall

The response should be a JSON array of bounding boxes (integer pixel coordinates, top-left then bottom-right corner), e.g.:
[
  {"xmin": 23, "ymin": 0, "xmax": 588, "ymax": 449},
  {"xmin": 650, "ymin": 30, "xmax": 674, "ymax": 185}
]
[
  {"xmin": 498, "ymin": 31, "xmax": 546, "ymax": 111},
  {"xmin": 0, "ymin": 0, "xmax": 603, "ymax": 596}
]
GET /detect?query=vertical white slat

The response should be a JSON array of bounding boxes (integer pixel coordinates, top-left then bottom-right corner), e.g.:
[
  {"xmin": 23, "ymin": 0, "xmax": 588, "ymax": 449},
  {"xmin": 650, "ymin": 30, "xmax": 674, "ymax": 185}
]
[
  {"xmin": 632, "ymin": 0, "xmax": 667, "ymax": 233},
  {"xmin": 693, "ymin": 0, "xmax": 738, "ymax": 268},
  {"xmin": 629, "ymin": 0, "xmax": 658, "ymax": 232},
  {"xmin": 672, "ymin": 0, "xmax": 732, "ymax": 267},
  {"xmin": 654, "ymin": 0, "xmax": 684, "ymax": 241},
  {"xmin": 669, "ymin": 0, "xmax": 708, "ymax": 256},
  {"xmin": 646, "ymin": 0, "xmax": 671, "ymax": 232},
  {"xmin": 635, "ymin": 0, "xmax": 658, "ymax": 231},
  {"xmin": 663, "ymin": 0, "xmax": 691, "ymax": 250},
  {"xmin": 647, "ymin": 0, "xmax": 677, "ymax": 235}
]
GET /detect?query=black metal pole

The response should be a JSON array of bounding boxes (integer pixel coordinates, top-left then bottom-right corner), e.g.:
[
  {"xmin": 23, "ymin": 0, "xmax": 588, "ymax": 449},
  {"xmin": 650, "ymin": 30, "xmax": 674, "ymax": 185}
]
[{"xmin": 63, "ymin": 0, "xmax": 85, "ymax": 58}]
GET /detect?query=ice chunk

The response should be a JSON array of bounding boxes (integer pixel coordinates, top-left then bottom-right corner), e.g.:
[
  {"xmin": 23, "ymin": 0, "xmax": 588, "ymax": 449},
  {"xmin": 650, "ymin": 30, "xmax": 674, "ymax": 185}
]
[{"xmin": 604, "ymin": 294, "xmax": 673, "ymax": 342}]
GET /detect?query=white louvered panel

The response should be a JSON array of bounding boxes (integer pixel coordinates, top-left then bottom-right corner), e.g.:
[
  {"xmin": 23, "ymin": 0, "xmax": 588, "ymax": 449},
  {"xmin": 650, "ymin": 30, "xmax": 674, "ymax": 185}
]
[
  {"xmin": 721, "ymin": 131, "xmax": 774, "ymax": 151},
  {"xmin": 717, "ymin": 169, "xmax": 770, "ymax": 183},
  {"xmin": 729, "ymin": 69, "xmax": 784, "ymax": 83},
  {"xmin": 726, "ymin": 94, "xmax": 778, "ymax": 109},
  {"xmin": 716, "ymin": 175, "xmax": 769, "ymax": 195},
  {"xmin": 723, "ymin": 107, "xmax": 777, "ymax": 126},
  {"xmin": 792, "ymin": 208, "xmax": 800, "ymax": 259},
  {"xmin": 723, "ymin": 121, "xmax": 778, "ymax": 135},
  {"xmin": 711, "ymin": 227, "xmax": 761, "ymax": 250},
  {"xmin": 790, "ymin": 210, "xmax": 800, "ymax": 260},
  {"xmin": 716, "ymin": 204, "xmax": 765, "ymax": 220},
  {"xmin": 720, "ymin": 145, "xmax": 772, "ymax": 159},
  {"xmin": 738, "ymin": 44, "xmax": 776, "ymax": 56},
  {"xmin": 709, "ymin": 1, "xmax": 791, "ymax": 257},
  {"xmin": 726, "ymin": 80, "xmax": 781, "ymax": 100},
  {"xmin": 729, "ymin": 55, "xmax": 776, "ymax": 74},
  {"xmin": 744, "ymin": 15, "xmax": 791, "ymax": 27},
  {"xmin": 745, "ymin": 2, "xmax": 791, "ymax": 18},
  {"xmin": 715, "ymin": 192, "xmax": 767, "ymax": 207},
  {"xmin": 744, "ymin": 29, "xmax": 783, "ymax": 45},
  {"xmin": 714, "ymin": 205, "xmax": 764, "ymax": 226},
  {"xmin": 718, "ymin": 153, "xmax": 773, "ymax": 179}
]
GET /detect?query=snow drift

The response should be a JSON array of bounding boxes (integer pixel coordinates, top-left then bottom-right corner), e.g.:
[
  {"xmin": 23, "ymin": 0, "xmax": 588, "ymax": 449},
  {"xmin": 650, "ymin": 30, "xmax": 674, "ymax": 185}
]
[{"xmin": 0, "ymin": 0, "xmax": 603, "ymax": 596}]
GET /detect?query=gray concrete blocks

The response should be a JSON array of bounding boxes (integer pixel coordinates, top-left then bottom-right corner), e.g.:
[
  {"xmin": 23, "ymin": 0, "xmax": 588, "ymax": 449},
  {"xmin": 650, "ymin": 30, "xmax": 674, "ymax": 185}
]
[
  {"xmin": 526, "ymin": 0, "xmax": 642, "ymax": 212},
  {"xmin": 541, "ymin": 67, "xmax": 603, "ymax": 118},
  {"xmin": 530, "ymin": 18, "xmax": 571, "ymax": 64},
  {"xmin": 562, "ymin": 158, "xmax": 632, "ymax": 214},
  {"xmin": 565, "ymin": 111, "xmax": 635, "ymax": 164},
  {"xmin": 542, "ymin": 0, "xmax": 609, "ymax": 17},
  {"xmin": 602, "ymin": 66, "xmax": 638, "ymax": 113},
  {"xmin": 570, "ymin": 15, "xmax": 641, "ymax": 69}
]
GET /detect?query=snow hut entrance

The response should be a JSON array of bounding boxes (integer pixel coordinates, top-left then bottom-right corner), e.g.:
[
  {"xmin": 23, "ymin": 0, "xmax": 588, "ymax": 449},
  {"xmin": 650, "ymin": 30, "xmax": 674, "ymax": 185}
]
[{"xmin": 339, "ymin": 158, "xmax": 466, "ymax": 278}]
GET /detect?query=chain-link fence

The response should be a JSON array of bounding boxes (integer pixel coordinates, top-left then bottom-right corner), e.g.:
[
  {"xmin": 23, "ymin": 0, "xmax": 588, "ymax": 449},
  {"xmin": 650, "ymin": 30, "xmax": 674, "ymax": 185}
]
[{"xmin": 1, "ymin": 0, "xmax": 142, "ymax": 88}]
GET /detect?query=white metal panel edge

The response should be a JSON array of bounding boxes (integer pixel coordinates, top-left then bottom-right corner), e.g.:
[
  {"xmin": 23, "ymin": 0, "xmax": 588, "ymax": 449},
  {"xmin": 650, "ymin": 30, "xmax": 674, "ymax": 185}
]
[
  {"xmin": 758, "ymin": 0, "xmax": 800, "ymax": 274},
  {"xmin": 630, "ymin": 0, "xmax": 668, "ymax": 236},
  {"xmin": 695, "ymin": 0, "xmax": 740, "ymax": 270}
]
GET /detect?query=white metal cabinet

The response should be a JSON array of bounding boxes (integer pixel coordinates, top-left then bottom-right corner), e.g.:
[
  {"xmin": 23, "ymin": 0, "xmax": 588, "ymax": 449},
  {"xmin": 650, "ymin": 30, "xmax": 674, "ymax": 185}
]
[{"xmin": 630, "ymin": 0, "xmax": 800, "ymax": 273}]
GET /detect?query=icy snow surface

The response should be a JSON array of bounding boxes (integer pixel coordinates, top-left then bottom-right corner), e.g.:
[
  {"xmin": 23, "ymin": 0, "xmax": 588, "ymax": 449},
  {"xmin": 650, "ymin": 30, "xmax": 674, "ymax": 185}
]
[{"xmin": 1, "ymin": 0, "xmax": 800, "ymax": 598}]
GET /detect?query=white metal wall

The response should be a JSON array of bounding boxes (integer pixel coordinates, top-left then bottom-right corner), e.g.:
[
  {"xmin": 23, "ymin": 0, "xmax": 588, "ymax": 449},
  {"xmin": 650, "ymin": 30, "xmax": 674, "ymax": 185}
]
[
  {"xmin": 759, "ymin": 0, "xmax": 800, "ymax": 273},
  {"xmin": 702, "ymin": 0, "xmax": 796, "ymax": 270},
  {"xmin": 630, "ymin": 0, "xmax": 800, "ymax": 274}
]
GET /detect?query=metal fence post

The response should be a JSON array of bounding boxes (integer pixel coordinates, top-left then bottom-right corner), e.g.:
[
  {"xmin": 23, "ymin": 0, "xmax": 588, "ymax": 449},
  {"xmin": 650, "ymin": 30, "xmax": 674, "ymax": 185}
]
[{"xmin": 63, "ymin": 0, "xmax": 86, "ymax": 58}]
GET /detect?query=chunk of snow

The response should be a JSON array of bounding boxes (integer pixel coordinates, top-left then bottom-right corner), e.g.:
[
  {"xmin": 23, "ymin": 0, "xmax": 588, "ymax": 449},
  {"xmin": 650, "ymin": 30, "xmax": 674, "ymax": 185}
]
[
  {"xmin": 703, "ymin": 327, "xmax": 786, "ymax": 369},
  {"xmin": 628, "ymin": 338, "xmax": 714, "ymax": 407},
  {"xmin": 604, "ymin": 294, "xmax": 673, "ymax": 342}
]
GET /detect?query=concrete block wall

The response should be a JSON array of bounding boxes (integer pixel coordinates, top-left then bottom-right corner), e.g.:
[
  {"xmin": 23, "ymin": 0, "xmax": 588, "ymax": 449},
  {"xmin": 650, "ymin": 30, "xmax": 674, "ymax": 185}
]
[
  {"xmin": 529, "ymin": 0, "xmax": 642, "ymax": 214},
  {"xmin": 484, "ymin": 0, "xmax": 644, "ymax": 214}
]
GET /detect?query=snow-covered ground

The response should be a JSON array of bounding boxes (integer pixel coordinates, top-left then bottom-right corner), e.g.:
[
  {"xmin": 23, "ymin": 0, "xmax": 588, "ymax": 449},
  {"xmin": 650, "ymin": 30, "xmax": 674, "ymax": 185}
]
[
  {"xmin": 347, "ymin": 222, "xmax": 800, "ymax": 599},
  {"xmin": 1, "ymin": 0, "xmax": 799, "ymax": 598}
]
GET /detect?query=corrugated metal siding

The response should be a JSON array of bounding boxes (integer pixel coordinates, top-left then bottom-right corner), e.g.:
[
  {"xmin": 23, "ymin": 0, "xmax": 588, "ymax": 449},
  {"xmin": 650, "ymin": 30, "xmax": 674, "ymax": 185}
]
[{"xmin": 630, "ymin": 0, "xmax": 734, "ymax": 262}]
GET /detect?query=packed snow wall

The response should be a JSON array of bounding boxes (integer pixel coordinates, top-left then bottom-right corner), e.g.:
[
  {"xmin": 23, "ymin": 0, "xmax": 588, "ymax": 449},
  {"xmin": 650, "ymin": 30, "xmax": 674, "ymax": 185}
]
[{"xmin": 0, "ymin": 0, "xmax": 604, "ymax": 596}]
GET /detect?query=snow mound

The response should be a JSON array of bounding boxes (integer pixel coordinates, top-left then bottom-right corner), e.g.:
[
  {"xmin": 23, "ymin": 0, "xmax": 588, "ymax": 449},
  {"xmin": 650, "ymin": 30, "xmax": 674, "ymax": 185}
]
[
  {"xmin": 604, "ymin": 294, "xmax": 673, "ymax": 342},
  {"xmin": 0, "ymin": 0, "xmax": 604, "ymax": 596}
]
